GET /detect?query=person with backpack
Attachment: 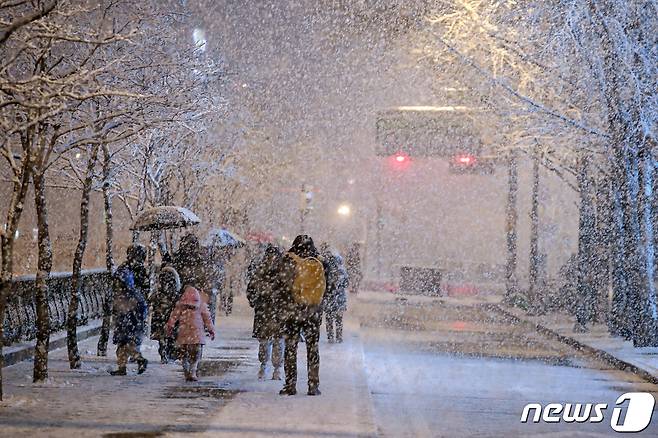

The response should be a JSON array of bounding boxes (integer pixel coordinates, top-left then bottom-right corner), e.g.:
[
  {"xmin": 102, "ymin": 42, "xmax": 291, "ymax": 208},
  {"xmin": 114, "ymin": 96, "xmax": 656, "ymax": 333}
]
[
  {"xmin": 166, "ymin": 285, "xmax": 216, "ymax": 382},
  {"xmin": 246, "ymin": 244, "xmax": 285, "ymax": 380},
  {"xmin": 109, "ymin": 245, "xmax": 149, "ymax": 376},
  {"xmin": 277, "ymin": 235, "xmax": 326, "ymax": 396},
  {"xmin": 320, "ymin": 245, "xmax": 349, "ymax": 343}
]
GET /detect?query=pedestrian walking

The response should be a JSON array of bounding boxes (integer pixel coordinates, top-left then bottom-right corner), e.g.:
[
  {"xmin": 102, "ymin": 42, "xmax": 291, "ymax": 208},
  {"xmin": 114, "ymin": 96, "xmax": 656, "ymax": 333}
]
[
  {"xmin": 174, "ymin": 234, "xmax": 215, "ymax": 318},
  {"xmin": 345, "ymin": 242, "xmax": 362, "ymax": 294},
  {"xmin": 277, "ymin": 235, "xmax": 326, "ymax": 396},
  {"xmin": 109, "ymin": 245, "xmax": 149, "ymax": 376},
  {"xmin": 246, "ymin": 244, "xmax": 285, "ymax": 380},
  {"xmin": 321, "ymin": 246, "xmax": 349, "ymax": 343},
  {"xmin": 166, "ymin": 285, "xmax": 216, "ymax": 382},
  {"xmin": 150, "ymin": 254, "xmax": 181, "ymax": 363}
]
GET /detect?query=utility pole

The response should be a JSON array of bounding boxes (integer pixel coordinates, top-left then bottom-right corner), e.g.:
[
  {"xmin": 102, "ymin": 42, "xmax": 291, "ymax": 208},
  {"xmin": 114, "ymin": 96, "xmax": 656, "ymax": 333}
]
[
  {"xmin": 504, "ymin": 149, "xmax": 519, "ymax": 301},
  {"xmin": 299, "ymin": 183, "xmax": 312, "ymax": 234},
  {"xmin": 528, "ymin": 146, "xmax": 541, "ymax": 312},
  {"xmin": 375, "ymin": 200, "xmax": 383, "ymax": 278}
]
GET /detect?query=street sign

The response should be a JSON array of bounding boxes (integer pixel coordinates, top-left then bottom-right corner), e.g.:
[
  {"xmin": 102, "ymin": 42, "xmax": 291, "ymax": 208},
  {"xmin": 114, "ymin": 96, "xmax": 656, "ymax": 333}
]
[{"xmin": 375, "ymin": 106, "xmax": 482, "ymax": 157}]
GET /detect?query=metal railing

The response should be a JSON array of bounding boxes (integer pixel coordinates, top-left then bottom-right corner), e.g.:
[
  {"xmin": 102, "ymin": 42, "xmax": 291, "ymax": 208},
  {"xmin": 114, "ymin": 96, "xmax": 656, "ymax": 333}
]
[{"xmin": 2, "ymin": 269, "xmax": 109, "ymax": 345}]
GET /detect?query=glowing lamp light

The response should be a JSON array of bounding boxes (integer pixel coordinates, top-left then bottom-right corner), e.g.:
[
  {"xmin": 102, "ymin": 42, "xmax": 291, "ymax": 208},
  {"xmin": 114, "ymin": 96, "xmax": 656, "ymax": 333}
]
[
  {"xmin": 395, "ymin": 154, "xmax": 407, "ymax": 163},
  {"xmin": 337, "ymin": 204, "xmax": 351, "ymax": 217}
]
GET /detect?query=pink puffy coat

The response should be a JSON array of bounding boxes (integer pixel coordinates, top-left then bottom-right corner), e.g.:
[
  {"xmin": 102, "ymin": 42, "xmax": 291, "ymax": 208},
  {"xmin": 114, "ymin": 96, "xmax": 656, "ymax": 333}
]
[{"xmin": 166, "ymin": 286, "xmax": 216, "ymax": 345}]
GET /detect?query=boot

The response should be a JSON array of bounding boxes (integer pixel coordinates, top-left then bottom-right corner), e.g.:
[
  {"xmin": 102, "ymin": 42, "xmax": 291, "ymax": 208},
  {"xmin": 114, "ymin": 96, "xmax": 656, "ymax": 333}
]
[
  {"xmin": 137, "ymin": 357, "xmax": 148, "ymax": 374},
  {"xmin": 271, "ymin": 367, "xmax": 281, "ymax": 380},
  {"xmin": 257, "ymin": 364, "xmax": 266, "ymax": 380},
  {"xmin": 279, "ymin": 385, "xmax": 296, "ymax": 396},
  {"xmin": 307, "ymin": 387, "xmax": 322, "ymax": 396},
  {"xmin": 109, "ymin": 367, "xmax": 127, "ymax": 376}
]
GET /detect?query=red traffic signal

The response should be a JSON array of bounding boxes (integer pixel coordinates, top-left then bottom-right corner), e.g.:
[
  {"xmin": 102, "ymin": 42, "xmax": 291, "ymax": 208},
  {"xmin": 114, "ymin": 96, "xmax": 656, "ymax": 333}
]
[
  {"xmin": 449, "ymin": 153, "xmax": 494, "ymax": 174},
  {"xmin": 455, "ymin": 153, "xmax": 476, "ymax": 166},
  {"xmin": 387, "ymin": 152, "xmax": 412, "ymax": 171}
]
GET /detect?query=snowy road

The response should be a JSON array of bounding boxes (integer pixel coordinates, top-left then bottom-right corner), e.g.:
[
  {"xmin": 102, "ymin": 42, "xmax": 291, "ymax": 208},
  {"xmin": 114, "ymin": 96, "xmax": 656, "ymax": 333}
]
[
  {"xmin": 356, "ymin": 293, "xmax": 658, "ymax": 437},
  {"xmin": 1, "ymin": 293, "xmax": 656, "ymax": 437}
]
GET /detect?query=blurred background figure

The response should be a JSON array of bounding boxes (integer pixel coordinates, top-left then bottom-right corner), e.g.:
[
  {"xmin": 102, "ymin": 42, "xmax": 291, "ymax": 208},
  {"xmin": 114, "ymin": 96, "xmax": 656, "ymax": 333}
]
[
  {"xmin": 321, "ymin": 244, "xmax": 349, "ymax": 343},
  {"xmin": 247, "ymin": 243, "xmax": 285, "ymax": 380},
  {"xmin": 174, "ymin": 233, "xmax": 216, "ymax": 321},
  {"xmin": 345, "ymin": 242, "xmax": 362, "ymax": 294}
]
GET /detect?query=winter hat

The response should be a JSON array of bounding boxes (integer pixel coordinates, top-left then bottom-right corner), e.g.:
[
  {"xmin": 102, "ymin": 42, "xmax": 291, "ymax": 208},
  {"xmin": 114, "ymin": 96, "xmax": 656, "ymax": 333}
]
[
  {"xmin": 127, "ymin": 244, "xmax": 147, "ymax": 264},
  {"xmin": 179, "ymin": 286, "xmax": 201, "ymax": 307},
  {"xmin": 290, "ymin": 235, "xmax": 319, "ymax": 258}
]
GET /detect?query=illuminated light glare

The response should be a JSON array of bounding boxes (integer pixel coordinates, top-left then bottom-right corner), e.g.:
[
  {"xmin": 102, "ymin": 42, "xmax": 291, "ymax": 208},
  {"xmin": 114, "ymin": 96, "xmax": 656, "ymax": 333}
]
[
  {"xmin": 395, "ymin": 154, "xmax": 406, "ymax": 163},
  {"xmin": 456, "ymin": 154, "xmax": 476, "ymax": 165},
  {"xmin": 337, "ymin": 204, "xmax": 351, "ymax": 217}
]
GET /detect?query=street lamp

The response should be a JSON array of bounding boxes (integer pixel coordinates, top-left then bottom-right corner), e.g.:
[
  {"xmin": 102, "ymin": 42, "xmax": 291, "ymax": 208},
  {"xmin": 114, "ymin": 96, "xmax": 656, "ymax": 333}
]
[{"xmin": 337, "ymin": 204, "xmax": 351, "ymax": 217}]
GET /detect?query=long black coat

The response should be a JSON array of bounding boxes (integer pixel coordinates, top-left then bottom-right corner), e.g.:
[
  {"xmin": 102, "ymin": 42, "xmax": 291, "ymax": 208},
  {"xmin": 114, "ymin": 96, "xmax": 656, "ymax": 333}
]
[
  {"xmin": 247, "ymin": 252, "xmax": 283, "ymax": 339},
  {"xmin": 150, "ymin": 266, "xmax": 181, "ymax": 340},
  {"xmin": 323, "ymin": 253, "xmax": 349, "ymax": 314}
]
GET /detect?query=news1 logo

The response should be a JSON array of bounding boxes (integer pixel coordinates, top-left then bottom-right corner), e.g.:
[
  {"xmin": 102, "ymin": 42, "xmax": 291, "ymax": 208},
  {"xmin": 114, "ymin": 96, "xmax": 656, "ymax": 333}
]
[{"xmin": 521, "ymin": 393, "xmax": 655, "ymax": 432}]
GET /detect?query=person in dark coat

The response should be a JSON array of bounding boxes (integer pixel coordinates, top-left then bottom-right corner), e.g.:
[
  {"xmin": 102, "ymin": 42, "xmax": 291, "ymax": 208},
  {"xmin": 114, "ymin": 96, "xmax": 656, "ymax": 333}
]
[
  {"xmin": 150, "ymin": 254, "xmax": 181, "ymax": 363},
  {"xmin": 321, "ymin": 247, "xmax": 349, "ymax": 343},
  {"xmin": 174, "ymin": 234, "xmax": 215, "ymax": 320},
  {"xmin": 277, "ymin": 235, "xmax": 325, "ymax": 396},
  {"xmin": 345, "ymin": 242, "xmax": 362, "ymax": 294},
  {"xmin": 110, "ymin": 244, "xmax": 149, "ymax": 375},
  {"xmin": 247, "ymin": 244, "xmax": 284, "ymax": 380}
]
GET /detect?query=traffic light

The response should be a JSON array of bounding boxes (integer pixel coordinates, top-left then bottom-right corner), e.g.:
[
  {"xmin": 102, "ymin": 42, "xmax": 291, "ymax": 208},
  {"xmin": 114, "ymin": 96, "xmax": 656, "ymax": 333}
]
[
  {"xmin": 448, "ymin": 153, "xmax": 495, "ymax": 174},
  {"xmin": 388, "ymin": 152, "xmax": 411, "ymax": 171}
]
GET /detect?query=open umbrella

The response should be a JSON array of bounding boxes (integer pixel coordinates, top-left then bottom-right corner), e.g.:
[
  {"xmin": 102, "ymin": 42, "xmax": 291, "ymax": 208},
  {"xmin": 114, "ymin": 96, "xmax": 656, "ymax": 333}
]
[
  {"xmin": 247, "ymin": 230, "xmax": 274, "ymax": 244},
  {"xmin": 204, "ymin": 228, "xmax": 246, "ymax": 248},
  {"xmin": 131, "ymin": 206, "xmax": 201, "ymax": 231}
]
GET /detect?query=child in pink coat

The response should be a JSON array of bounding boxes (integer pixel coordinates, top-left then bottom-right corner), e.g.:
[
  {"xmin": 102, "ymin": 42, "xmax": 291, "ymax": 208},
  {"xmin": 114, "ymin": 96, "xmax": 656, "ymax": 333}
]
[{"xmin": 166, "ymin": 286, "xmax": 216, "ymax": 381}]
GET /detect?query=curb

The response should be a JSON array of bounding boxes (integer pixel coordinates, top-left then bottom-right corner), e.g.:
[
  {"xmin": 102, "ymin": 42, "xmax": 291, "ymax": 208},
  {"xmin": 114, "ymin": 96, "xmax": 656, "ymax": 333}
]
[
  {"xmin": 485, "ymin": 303, "xmax": 658, "ymax": 386},
  {"xmin": 3, "ymin": 321, "xmax": 102, "ymax": 367}
]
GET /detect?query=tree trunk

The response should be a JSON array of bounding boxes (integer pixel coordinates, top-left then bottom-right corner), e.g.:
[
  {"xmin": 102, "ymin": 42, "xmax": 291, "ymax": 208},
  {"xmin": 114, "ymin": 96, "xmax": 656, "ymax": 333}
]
[
  {"xmin": 504, "ymin": 149, "xmax": 519, "ymax": 300},
  {"xmin": 634, "ymin": 147, "xmax": 658, "ymax": 346},
  {"xmin": 528, "ymin": 149, "xmax": 540, "ymax": 310},
  {"xmin": 33, "ymin": 170, "xmax": 53, "ymax": 382},
  {"xmin": 67, "ymin": 145, "xmax": 100, "ymax": 368},
  {"xmin": 575, "ymin": 155, "xmax": 596, "ymax": 330},
  {"xmin": 0, "ymin": 160, "xmax": 32, "ymax": 400},
  {"xmin": 593, "ymin": 173, "xmax": 612, "ymax": 322},
  {"xmin": 97, "ymin": 145, "xmax": 115, "ymax": 356},
  {"xmin": 608, "ymin": 146, "xmax": 633, "ymax": 337}
]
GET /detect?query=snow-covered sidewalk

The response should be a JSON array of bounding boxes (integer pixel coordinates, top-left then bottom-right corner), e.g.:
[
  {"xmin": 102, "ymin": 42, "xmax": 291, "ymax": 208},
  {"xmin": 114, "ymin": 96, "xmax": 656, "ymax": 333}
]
[
  {"xmin": 0, "ymin": 296, "xmax": 378, "ymax": 437},
  {"xmin": 497, "ymin": 304, "xmax": 658, "ymax": 382},
  {"xmin": 174, "ymin": 297, "xmax": 378, "ymax": 437}
]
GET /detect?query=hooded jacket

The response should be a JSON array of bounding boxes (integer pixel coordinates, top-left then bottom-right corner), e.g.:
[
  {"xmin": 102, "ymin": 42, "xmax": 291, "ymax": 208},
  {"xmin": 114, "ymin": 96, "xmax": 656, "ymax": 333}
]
[{"xmin": 166, "ymin": 286, "xmax": 215, "ymax": 345}]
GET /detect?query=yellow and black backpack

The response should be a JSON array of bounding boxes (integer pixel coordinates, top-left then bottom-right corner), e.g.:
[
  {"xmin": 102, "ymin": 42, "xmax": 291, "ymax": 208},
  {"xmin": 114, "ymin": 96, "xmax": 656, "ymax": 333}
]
[{"xmin": 288, "ymin": 253, "xmax": 326, "ymax": 307}]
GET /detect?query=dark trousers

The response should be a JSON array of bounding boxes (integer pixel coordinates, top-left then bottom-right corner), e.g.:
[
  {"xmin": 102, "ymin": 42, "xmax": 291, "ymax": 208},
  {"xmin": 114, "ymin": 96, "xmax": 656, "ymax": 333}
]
[
  {"xmin": 179, "ymin": 344, "xmax": 203, "ymax": 379},
  {"xmin": 283, "ymin": 314, "xmax": 321, "ymax": 391},
  {"xmin": 158, "ymin": 336, "xmax": 177, "ymax": 363},
  {"xmin": 326, "ymin": 311, "xmax": 344, "ymax": 342}
]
